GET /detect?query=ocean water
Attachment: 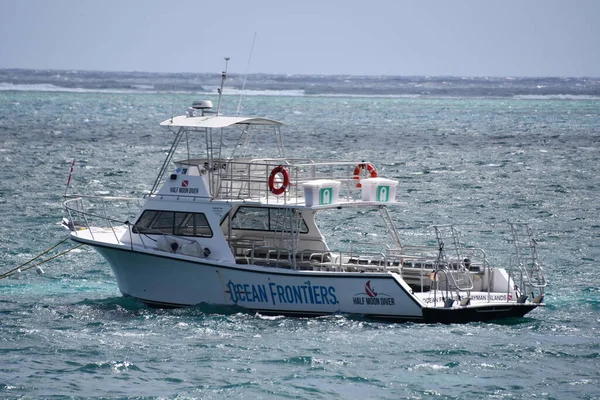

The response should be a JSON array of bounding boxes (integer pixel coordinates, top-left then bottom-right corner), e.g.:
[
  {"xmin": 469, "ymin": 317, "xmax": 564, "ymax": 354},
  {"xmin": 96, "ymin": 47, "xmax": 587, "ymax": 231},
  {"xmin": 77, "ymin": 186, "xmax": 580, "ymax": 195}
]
[{"xmin": 1, "ymin": 71, "xmax": 599, "ymax": 399}]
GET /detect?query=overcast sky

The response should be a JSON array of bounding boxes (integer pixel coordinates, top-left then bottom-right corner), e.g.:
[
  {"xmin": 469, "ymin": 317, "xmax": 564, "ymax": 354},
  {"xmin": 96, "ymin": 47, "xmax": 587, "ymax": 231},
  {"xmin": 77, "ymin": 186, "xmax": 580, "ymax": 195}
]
[{"xmin": 0, "ymin": 0, "xmax": 598, "ymax": 77}]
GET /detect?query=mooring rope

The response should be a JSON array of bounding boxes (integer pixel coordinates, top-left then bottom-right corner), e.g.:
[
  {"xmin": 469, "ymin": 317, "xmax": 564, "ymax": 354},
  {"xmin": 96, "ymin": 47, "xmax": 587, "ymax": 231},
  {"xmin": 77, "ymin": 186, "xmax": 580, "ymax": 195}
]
[{"xmin": 0, "ymin": 237, "xmax": 85, "ymax": 280}]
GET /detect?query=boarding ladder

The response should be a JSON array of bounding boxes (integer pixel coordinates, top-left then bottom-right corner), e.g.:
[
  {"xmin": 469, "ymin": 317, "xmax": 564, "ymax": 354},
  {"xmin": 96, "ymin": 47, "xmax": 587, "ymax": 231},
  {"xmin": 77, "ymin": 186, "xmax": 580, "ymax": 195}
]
[
  {"xmin": 434, "ymin": 225, "xmax": 474, "ymax": 296},
  {"xmin": 378, "ymin": 206, "xmax": 403, "ymax": 249},
  {"xmin": 509, "ymin": 223, "xmax": 547, "ymax": 301},
  {"xmin": 272, "ymin": 208, "xmax": 303, "ymax": 268}
]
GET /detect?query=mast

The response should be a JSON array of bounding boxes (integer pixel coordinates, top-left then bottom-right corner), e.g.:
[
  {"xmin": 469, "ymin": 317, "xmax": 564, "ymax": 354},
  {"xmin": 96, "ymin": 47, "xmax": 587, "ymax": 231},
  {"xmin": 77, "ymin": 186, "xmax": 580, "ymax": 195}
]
[{"xmin": 216, "ymin": 57, "xmax": 230, "ymax": 116}]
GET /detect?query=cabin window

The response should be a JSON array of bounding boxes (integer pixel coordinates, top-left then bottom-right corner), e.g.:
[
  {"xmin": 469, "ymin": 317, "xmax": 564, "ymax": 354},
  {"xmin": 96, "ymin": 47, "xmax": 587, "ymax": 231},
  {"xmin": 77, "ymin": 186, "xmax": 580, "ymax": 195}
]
[
  {"xmin": 230, "ymin": 206, "xmax": 308, "ymax": 233},
  {"xmin": 133, "ymin": 210, "xmax": 213, "ymax": 237}
]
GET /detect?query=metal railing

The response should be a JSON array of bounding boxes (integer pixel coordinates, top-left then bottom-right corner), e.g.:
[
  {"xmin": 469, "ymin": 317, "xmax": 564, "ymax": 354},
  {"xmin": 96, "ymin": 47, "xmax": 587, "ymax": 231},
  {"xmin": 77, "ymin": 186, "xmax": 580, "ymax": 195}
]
[
  {"xmin": 63, "ymin": 195, "xmax": 141, "ymax": 242},
  {"xmin": 180, "ymin": 157, "xmax": 374, "ymax": 204},
  {"xmin": 509, "ymin": 222, "xmax": 547, "ymax": 303}
]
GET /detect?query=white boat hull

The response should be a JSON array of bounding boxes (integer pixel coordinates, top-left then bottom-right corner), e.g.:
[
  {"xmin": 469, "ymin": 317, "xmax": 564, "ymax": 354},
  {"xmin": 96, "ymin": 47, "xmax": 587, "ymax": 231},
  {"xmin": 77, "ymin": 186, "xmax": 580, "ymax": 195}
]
[{"xmin": 80, "ymin": 238, "xmax": 539, "ymax": 323}]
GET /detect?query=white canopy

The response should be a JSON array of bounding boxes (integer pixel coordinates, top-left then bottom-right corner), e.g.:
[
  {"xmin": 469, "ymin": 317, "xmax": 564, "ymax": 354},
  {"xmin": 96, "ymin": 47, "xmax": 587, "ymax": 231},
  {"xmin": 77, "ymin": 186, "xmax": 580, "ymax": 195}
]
[{"xmin": 160, "ymin": 115, "xmax": 283, "ymax": 128}]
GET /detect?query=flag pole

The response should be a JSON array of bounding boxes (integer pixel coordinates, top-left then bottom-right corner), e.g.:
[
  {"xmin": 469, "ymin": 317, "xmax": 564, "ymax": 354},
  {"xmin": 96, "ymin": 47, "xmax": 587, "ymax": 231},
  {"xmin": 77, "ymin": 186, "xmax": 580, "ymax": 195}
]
[{"xmin": 64, "ymin": 159, "xmax": 76, "ymax": 196}]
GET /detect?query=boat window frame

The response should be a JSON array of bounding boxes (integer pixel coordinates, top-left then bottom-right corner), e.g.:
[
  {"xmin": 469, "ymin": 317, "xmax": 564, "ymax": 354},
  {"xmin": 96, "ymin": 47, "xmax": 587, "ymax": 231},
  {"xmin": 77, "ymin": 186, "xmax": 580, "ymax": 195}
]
[
  {"xmin": 132, "ymin": 210, "xmax": 213, "ymax": 238},
  {"xmin": 229, "ymin": 206, "xmax": 309, "ymax": 234}
]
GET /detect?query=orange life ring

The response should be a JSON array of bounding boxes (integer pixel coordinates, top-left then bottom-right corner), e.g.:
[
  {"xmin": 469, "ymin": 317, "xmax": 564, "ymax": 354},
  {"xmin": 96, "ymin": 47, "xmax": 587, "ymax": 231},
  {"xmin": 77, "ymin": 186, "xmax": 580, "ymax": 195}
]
[
  {"xmin": 268, "ymin": 165, "xmax": 290, "ymax": 195},
  {"xmin": 353, "ymin": 163, "xmax": 378, "ymax": 187}
]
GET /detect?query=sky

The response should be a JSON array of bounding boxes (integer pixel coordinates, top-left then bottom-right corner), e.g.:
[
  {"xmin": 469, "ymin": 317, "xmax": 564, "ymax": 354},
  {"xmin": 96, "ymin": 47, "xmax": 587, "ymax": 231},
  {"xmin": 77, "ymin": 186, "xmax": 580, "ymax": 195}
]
[{"xmin": 0, "ymin": 0, "xmax": 599, "ymax": 77}]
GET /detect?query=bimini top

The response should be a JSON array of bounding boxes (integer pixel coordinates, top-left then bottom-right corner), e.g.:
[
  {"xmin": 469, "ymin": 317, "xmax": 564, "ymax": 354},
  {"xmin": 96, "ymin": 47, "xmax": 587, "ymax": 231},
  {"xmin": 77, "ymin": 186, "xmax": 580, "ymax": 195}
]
[{"xmin": 160, "ymin": 115, "xmax": 283, "ymax": 128}]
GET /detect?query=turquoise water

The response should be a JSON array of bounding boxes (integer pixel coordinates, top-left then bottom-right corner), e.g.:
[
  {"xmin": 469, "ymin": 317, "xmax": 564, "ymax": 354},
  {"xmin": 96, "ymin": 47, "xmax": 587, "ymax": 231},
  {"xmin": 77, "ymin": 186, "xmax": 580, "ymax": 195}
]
[{"xmin": 1, "ymin": 85, "xmax": 599, "ymax": 399}]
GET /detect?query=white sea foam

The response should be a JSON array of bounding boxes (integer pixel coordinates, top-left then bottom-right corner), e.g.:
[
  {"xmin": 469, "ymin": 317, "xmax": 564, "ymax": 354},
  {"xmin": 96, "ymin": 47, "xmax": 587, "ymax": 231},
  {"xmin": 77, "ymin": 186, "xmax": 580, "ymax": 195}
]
[
  {"xmin": 513, "ymin": 94, "xmax": 600, "ymax": 100},
  {"xmin": 3, "ymin": 82, "xmax": 598, "ymax": 100},
  {"xmin": 208, "ymin": 87, "xmax": 306, "ymax": 97},
  {"xmin": 0, "ymin": 82, "xmax": 155, "ymax": 94}
]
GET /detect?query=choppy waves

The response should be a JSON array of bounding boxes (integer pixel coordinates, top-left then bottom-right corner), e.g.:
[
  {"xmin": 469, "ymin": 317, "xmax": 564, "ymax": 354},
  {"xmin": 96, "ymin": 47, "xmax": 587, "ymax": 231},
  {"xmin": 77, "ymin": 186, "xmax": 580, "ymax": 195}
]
[
  {"xmin": 1, "ymin": 89, "xmax": 599, "ymax": 399},
  {"xmin": 1, "ymin": 69, "xmax": 600, "ymax": 99}
]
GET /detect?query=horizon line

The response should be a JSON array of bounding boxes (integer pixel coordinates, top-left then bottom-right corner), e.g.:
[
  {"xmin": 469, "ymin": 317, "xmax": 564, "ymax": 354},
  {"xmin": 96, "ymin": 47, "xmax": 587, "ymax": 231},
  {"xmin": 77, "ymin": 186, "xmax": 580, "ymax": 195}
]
[{"xmin": 1, "ymin": 67, "xmax": 598, "ymax": 80}]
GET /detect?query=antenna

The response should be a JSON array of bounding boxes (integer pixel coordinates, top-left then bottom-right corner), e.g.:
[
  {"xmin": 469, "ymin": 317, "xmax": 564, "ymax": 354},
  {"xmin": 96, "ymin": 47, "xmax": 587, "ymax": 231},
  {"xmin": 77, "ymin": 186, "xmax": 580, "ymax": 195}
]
[
  {"xmin": 237, "ymin": 32, "xmax": 257, "ymax": 116},
  {"xmin": 170, "ymin": 91, "xmax": 175, "ymax": 123},
  {"xmin": 216, "ymin": 57, "xmax": 230, "ymax": 116}
]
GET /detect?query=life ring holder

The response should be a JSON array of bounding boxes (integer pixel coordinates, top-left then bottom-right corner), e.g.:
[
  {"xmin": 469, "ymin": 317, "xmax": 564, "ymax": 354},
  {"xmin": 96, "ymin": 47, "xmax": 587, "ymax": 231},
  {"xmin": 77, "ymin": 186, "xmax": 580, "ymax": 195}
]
[
  {"xmin": 353, "ymin": 163, "xmax": 378, "ymax": 187},
  {"xmin": 268, "ymin": 165, "xmax": 290, "ymax": 195}
]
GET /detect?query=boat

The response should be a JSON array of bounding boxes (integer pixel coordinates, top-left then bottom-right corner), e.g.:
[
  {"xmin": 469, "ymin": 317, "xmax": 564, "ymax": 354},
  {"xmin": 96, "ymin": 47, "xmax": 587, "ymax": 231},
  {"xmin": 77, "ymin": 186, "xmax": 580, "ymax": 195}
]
[{"xmin": 63, "ymin": 68, "xmax": 547, "ymax": 324}]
